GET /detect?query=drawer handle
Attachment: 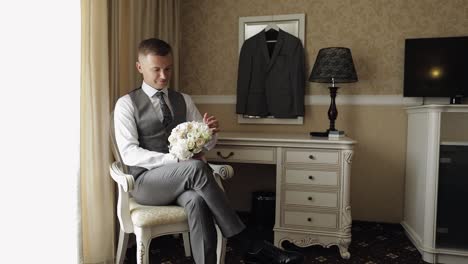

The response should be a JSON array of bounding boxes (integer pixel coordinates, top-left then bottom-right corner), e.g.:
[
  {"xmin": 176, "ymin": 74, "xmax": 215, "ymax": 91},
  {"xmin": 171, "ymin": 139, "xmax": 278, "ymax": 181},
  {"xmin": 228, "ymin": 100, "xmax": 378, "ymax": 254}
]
[
  {"xmin": 308, "ymin": 175, "xmax": 314, "ymax": 180},
  {"xmin": 308, "ymin": 196, "xmax": 313, "ymax": 201},
  {"xmin": 307, "ymin": 217, "xmax": 312, "ymax": 222},
  {"xmin": 309, "ymin": 155, "xmax": 315, "ymax": 160},
  {"xmin": 217, "ymin": 151, "xmax": 234, "ymax": 159}
]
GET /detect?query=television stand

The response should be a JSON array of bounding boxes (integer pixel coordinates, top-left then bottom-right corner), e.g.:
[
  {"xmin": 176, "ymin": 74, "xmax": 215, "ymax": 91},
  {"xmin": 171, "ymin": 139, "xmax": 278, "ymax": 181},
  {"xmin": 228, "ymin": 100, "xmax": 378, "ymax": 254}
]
[
  {"xmin": 402, "ymin": 105, "xmax": 468, "ymax": 264},
  {"xmin": 450, "ymin": 95, "xmax": 463, "ymax": 104}
]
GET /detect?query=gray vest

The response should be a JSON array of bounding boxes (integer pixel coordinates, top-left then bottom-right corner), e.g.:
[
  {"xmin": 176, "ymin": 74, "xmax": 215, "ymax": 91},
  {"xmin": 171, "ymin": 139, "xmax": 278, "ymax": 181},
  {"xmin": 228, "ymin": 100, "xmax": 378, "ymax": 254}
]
[{"xmin": 127, "ymin": 88, "xmax": 187, "ymax": 177}]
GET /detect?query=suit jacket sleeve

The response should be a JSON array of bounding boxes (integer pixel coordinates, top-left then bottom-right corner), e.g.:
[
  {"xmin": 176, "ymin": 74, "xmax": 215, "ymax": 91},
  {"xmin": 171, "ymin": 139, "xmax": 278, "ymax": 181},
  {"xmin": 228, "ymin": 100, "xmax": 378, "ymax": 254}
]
[
  {"xmin": 236, "ymin": 41, "xmax": 252, "ymax": 114},
  {"xmin": 290, "ymin": 39, "xmax": 305, "ymax": 116}
]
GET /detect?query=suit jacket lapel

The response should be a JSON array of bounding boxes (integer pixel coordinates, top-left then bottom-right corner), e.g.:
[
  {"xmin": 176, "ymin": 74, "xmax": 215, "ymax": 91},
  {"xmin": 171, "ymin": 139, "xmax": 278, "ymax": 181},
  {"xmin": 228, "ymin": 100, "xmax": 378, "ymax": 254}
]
[
  {"xmin": 258, "ymin": 31, "xmax": 270, "ymax": 64},
  {"xmin": 266, "ymin": 29, "xmax": 284, "ymax": 72}
]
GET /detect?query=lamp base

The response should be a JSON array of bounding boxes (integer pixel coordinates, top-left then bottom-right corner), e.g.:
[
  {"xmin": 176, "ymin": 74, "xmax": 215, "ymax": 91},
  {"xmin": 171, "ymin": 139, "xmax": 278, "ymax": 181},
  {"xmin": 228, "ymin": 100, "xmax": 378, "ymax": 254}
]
[
  {"xmin": 310, "ymin": 131, "xmax": 329, "ymax": 137},
  {"xmin": 310, "ymin": 86, "xmax": 340, "ymax": 138}
]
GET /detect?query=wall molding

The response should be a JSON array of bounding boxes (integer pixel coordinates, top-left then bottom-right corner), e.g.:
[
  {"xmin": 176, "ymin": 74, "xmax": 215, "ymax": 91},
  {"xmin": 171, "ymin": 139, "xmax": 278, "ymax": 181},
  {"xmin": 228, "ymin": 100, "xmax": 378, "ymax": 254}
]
[{"xmin": 191, "ymin": 94, "xmax": 451, "ymax": 106}]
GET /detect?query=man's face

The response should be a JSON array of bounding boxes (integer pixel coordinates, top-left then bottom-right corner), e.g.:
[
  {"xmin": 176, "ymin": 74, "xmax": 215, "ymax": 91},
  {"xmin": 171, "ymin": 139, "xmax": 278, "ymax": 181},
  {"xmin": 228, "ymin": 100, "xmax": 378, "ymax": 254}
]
[{"xmin": 136, "ymin": 53, "xmax": 173, "ymax": 89}]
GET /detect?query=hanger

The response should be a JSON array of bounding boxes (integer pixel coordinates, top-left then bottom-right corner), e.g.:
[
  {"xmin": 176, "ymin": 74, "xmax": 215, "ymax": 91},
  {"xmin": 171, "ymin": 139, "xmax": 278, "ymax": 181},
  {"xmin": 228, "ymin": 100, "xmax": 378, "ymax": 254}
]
[
  {"xmin": 264, "ymin": 23, "xmax": 279, "ymax": 43},
  {"xmin": 264, "ymin": 22, "xmax": 279, "ymax": 32}
]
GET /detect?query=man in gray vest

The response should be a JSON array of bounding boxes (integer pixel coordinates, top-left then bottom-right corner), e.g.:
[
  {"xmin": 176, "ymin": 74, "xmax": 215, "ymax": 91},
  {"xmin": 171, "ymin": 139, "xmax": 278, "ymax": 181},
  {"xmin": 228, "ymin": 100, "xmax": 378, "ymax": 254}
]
[{"xmin": 113, "ymin": 38, "xmax": 303, "ymax": 264}]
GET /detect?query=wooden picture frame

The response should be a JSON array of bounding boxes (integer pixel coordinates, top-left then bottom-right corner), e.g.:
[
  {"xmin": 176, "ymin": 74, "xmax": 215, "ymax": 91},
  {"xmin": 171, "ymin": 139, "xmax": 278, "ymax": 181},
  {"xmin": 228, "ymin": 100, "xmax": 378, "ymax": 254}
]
[{"xmin": 237, "ymin": 13, "xmax": 306, "ymax": 125}]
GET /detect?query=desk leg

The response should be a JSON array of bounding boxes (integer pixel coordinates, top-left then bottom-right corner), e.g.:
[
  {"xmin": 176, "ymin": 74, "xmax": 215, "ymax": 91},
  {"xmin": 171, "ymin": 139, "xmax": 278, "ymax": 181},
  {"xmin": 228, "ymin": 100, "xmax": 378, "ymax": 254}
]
[{"xmin": 273, "ymin": 230, "xmax": 351, "ymax": 259}]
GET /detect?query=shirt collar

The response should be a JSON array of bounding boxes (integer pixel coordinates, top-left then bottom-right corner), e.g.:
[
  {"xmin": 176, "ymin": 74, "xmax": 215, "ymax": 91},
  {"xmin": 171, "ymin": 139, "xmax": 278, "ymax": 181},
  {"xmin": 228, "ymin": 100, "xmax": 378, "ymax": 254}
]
[{"xmin": 142, "ymin": 81, "xmax": 169, "ymax": 98}]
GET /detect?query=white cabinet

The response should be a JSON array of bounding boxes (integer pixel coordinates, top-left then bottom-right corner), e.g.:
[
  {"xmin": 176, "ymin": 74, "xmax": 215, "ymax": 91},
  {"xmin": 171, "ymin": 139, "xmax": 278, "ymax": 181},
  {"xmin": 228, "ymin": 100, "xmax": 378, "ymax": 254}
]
[
  {"xmin": 402, "ymin": 105, "xmax": 468, "ymax": 264},
  {"xmin": 276, "ymin": 146, "xmax": 354, "ymax": 259},
  {"xmin": 206, "ymin": 132, "xmax": 355, "ymax": 259}
]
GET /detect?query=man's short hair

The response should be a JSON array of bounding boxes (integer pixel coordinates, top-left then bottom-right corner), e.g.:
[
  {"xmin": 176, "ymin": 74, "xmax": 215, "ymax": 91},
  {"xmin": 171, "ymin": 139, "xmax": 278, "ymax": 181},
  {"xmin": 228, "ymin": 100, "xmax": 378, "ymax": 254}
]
[{"xmin": 138, "ymin": 38, "xmax": 172, "ymax": 57}]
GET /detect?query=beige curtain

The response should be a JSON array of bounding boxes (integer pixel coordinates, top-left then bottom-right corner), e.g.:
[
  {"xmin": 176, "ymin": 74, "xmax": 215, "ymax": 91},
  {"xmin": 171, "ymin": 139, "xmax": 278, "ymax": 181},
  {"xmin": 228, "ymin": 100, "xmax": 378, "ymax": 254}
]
[
  {"xmin": 79, "ymin": 1, "xmax": 180, "ymax": 262},
  {"xmin": 80, "ymin": 0, "xmax": 115, "ymax": 263},
  {"xmin": 109, "ymin": 0, "xmax": 181, "ymax": 102}
]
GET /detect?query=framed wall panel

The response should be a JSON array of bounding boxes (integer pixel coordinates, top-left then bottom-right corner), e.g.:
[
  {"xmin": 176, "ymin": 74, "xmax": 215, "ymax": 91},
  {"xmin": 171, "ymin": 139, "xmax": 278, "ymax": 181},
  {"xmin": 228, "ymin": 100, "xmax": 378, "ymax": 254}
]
[{"xmin": 237, "ymin": 13, "xmax": 306, "ymax": 125}]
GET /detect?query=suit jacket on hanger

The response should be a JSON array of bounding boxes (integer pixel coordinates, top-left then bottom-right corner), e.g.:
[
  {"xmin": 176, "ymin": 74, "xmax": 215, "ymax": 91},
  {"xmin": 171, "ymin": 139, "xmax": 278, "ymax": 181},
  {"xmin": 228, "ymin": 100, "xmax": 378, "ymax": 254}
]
[{"xmin": 236, "ymin": 29, "xmax": 305, "ymax": 118}]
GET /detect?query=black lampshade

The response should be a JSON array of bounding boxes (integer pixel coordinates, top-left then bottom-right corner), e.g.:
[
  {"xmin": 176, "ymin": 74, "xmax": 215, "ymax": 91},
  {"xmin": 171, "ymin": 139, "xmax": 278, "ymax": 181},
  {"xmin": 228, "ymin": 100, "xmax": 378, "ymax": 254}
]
[{"xmin": 309, "ymin": 47, "xmax": 358, "ymax": 84}]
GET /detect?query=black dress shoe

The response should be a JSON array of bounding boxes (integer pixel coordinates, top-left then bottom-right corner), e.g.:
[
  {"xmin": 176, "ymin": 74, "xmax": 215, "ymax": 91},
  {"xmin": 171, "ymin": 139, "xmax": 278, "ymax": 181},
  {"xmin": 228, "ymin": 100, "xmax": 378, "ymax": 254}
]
[{"xmin": 244, "ymin": 240, "xmax": 304, "ymax": 264}]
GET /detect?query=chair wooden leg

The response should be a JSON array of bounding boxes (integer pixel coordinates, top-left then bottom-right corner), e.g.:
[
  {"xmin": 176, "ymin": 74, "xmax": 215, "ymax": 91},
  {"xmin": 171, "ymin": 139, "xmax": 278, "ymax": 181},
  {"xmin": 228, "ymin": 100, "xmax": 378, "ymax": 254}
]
[
  {"xmin": 135, "ymin": 228, "xmax": 151, "ymax": 264},
  {"xmin": 215, "ymin": 225, "xmax": 226, "ymax": 264},
  {"xmin": 115, "ymin": 229, "xmax": 129, "ymax": 264},
  {"xmin": 182, "ymin": 232, "xmax": 191, "ymax": 257}
]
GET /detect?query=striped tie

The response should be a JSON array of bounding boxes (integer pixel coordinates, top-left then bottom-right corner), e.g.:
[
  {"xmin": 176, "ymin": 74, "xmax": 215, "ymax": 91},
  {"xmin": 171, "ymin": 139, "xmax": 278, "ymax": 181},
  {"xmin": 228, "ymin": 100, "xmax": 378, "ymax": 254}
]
[{"xmin": 155, "ymin": 91, "xmax": 173, "ymax": 127}]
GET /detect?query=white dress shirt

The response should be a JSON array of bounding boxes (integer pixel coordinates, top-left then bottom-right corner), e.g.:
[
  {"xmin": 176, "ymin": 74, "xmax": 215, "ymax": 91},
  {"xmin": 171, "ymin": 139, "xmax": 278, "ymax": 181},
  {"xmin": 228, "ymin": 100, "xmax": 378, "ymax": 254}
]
[{"xmin": 113, "ymin": 82, "xmax": 217, "ymax": 170}]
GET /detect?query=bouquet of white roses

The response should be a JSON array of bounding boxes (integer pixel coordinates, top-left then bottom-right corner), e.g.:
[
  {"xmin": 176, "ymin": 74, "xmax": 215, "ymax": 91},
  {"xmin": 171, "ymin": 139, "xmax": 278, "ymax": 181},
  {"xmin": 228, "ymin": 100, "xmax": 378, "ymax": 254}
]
[{"xmin": 168, "ymin": 121, "xmax": 213, "ymax": 160}]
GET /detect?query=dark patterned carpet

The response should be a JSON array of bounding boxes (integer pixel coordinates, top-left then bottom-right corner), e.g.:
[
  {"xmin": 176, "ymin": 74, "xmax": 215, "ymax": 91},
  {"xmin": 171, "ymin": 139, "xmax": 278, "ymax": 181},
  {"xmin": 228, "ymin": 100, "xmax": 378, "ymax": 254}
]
[{"xmin": 124, "ymin": 221, "xmax": 427, "ymax": 264}]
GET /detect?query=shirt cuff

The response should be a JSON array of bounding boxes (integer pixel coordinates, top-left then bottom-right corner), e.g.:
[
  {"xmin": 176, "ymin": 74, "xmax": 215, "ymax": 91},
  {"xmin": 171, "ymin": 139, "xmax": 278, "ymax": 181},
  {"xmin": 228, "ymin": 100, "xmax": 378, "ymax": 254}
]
[
  {"xmin": 204, "ymin": 133, "xmax": 218, "ymax": 151},
  {"xmin": 162, "ymin": 153, "xmax": 178, "ymax": 165}
]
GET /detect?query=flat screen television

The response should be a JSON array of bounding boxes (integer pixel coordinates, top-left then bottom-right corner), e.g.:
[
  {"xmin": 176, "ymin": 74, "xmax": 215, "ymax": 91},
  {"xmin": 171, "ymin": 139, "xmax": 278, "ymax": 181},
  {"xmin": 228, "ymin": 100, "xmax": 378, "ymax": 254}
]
[{"xmin": 403, "ymin": 36, "xmax": 468, "ymax": 103}]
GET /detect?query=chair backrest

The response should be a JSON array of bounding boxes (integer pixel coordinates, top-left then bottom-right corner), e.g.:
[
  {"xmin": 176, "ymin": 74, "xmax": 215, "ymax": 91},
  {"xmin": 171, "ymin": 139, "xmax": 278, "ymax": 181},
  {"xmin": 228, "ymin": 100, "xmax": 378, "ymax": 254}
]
[
  {"xmin": 110, "ymin": 111, "xmax": 135, "ymax": 233},
  {"xmin": 110, "ymin": 111, "xmax": 129, "ymax": 174}
]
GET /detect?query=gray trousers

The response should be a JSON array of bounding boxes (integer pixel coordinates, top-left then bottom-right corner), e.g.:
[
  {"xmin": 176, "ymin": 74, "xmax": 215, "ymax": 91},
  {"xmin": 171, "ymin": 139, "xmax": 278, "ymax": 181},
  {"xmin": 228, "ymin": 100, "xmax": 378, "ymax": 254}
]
[{"xmin": 132, "ymin": 159, "xmax": 246, "ymax": 264}]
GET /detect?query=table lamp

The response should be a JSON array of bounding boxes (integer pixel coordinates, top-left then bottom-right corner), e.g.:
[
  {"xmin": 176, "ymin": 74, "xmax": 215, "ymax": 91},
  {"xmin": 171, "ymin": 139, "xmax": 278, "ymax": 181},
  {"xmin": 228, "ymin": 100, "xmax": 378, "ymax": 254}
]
[{"xmin": 308, "ymin": 47, "xmax": 358, "ymax": 137}]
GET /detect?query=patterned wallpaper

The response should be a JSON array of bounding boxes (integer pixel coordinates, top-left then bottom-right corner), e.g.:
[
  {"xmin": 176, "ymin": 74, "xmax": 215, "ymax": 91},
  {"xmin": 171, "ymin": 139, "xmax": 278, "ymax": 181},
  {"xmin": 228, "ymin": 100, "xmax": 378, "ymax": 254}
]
[{"xmin": 180, "ymin": 0, "xmax": 468, "ymax": 95}]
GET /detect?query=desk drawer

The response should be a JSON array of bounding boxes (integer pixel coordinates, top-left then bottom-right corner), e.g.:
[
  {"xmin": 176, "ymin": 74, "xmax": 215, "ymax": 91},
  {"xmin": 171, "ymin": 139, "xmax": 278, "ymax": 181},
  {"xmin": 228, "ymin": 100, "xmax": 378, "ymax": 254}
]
[
  {"xmin": 284, "ymin": 190, "xmax": 338, "ymax": 208},
  {"xmin": 206, "ymin": 146, "xmax": 275, "ymax": 164},
  {"xmin": 284, "ymin": 168, "xmax": 339, "ymax": 186},
  {"xmin": 283, "ymin": 210, "xmax": 338, "ymax": 229},
  {"xmin": 285, "ymin": 149, "xmax": 339, "ymax": 165}
]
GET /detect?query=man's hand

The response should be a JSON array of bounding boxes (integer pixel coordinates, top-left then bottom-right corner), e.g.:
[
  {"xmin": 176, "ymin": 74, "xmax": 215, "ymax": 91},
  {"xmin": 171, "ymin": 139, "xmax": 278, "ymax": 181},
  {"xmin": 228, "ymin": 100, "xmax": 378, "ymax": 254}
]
[{"xmin": 203, "ymin": 113, "xmax": 220, "ymax": 135}]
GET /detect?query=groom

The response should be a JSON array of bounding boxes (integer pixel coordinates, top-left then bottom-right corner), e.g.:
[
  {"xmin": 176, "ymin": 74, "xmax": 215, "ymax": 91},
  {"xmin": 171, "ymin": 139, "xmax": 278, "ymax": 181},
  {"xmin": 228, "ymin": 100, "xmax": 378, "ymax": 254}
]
[{"xmin": 113, "ymin": 37, "xmax": 304, "ymax": 264}]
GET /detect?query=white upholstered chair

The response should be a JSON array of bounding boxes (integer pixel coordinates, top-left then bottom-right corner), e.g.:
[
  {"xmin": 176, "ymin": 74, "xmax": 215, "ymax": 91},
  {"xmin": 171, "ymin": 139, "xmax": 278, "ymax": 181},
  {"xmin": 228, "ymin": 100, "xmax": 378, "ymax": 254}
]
[
  {"xmin": 109, "ymin": 161, "xmax": 233, "ymax": 264},
  {"xmin": 110, "ymin": 113, "xmax": 232, "ymax": 264}
]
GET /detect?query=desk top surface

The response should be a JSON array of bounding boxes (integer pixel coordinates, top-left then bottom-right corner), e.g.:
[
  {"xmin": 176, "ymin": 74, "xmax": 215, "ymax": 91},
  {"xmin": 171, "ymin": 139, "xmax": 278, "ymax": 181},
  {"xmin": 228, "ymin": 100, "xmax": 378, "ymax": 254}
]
[
  {"xmin": 216, "ymin": 131, "xmax": 356, "ymax": 145},
  {"xmin": 406, "ymin": 104, "xmax": 468, "ymax": 113}
]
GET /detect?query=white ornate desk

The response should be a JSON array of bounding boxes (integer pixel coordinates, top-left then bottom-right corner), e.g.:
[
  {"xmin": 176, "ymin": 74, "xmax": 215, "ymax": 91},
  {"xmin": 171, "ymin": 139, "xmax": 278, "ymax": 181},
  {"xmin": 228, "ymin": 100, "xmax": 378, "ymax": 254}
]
[{"xmin": 205, "ymin": 132, "xmax": 356, "ymax": 258}]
